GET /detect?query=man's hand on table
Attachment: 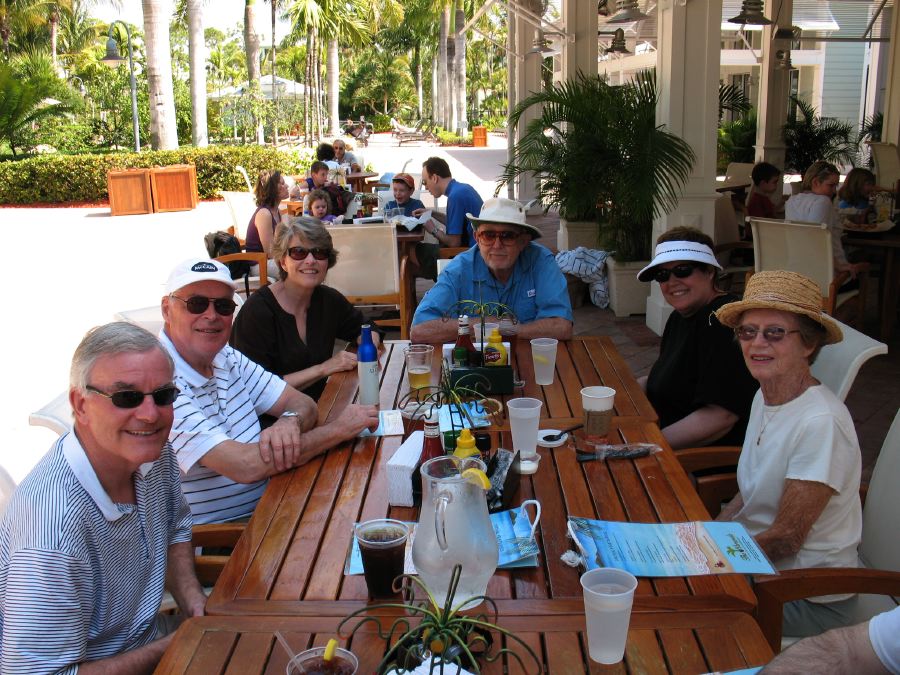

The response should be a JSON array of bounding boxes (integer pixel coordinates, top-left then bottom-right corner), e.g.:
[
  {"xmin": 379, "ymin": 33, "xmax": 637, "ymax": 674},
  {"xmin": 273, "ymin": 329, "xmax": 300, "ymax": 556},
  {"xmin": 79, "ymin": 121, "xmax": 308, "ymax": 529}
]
[
  {"xmin": 259, "ymin": 414, "xmax": 304, "ymax": 472},
  {"xmin": 340, "ymin": 404, "xmax": 381, "ymax": 436}
]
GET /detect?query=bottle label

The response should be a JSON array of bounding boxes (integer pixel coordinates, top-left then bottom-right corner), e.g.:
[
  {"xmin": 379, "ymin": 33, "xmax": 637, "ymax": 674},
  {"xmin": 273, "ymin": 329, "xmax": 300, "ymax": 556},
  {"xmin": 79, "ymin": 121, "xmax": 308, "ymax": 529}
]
[{"xmin": 483, "ymin": 347, "xmax": 501, "ymax": 364}]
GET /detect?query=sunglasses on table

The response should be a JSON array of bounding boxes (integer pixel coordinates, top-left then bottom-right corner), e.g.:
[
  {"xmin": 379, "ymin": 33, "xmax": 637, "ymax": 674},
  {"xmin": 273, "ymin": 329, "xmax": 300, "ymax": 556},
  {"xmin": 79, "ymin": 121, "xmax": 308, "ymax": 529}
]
[
  {"xmin": 651, "ymin": 263, "xmax": 701, "ymax": 283},
  {"xmin": 476, "ymin": 230, "xmax": 521, "ymax": 244},
  {"xmin": 171, "ymin": 295, "xmax": 238, "ymax": 316},
  {"xmin": 734, "ymin": 326, "xmax": 801, "ymax": 342},
  {"xmin": 287, "ymin": 246, "xmax": 332, "ymax": 261},
  {"xmin": 86, "ymin": 384, "xmax": 179, "ymax": 409}
]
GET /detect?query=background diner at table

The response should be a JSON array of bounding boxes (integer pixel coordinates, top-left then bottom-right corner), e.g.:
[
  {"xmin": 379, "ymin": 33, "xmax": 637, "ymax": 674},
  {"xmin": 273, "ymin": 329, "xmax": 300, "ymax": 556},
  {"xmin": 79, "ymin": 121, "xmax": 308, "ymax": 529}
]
[
  {"xmin": 231, "ymin": 218, "xmax": 380, "ymax": 402},
  {"xmin": 636, "ymin": 227, "xmax": 758, "ymax": 449},
  {"xmin": 715, "ymin": 271, "xmax": 863, "ymax": 638},
  {"xmin": 246, "ymin": 169, "xmax": 287, "ymax": 281}
]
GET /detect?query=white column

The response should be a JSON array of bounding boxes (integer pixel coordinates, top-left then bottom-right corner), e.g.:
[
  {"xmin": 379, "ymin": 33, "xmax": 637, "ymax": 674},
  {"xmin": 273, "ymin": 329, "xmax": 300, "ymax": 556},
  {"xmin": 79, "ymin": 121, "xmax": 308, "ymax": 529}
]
[
  {"xmin": 646, "ymin": 0, "xmax": 722, "ymax": 335},
  {"xmin": 754, "ymin": 0, "xmax": 794, "ymax": 167},
  {"xmin": 514, "ymin": 0, "xmax": 543, "ymax": 201},
  {"xmin": 562, "ymin": 0, "xmax": 598, "ymax": 80},
  {"xmin": 881, "ymin": 3, "xmax": 900, "ymax": 144}
]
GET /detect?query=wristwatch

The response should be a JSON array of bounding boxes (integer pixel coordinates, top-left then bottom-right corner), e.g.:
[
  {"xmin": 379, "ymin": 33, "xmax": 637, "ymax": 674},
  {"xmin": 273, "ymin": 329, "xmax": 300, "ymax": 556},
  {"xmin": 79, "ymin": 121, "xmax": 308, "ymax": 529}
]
[{"xmin": 280, "ymin": 410, "xmax": 303, "ymax": 428}]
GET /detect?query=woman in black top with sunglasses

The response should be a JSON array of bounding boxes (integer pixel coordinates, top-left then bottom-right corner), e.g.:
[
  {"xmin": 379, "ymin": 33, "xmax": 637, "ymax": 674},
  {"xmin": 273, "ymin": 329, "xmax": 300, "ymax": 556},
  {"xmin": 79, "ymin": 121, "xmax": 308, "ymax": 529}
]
[
  {"xmin": 636, "ymin": 227, "xmax": 757, "ymax": 449},
  {"xmin": 231, "ymin": 217, "xmax": 377, "ymax": 401}
]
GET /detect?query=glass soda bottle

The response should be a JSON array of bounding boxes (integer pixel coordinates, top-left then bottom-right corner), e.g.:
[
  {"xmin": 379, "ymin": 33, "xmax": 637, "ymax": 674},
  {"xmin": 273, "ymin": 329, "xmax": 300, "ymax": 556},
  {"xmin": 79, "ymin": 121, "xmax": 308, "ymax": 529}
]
[
  {"xmin": 357, "ymin": 324, "xmax": 379, "ymax": 405},
  {"xmin": 452, "ymin": 315, "xmax": 479, "ymax": 367}
]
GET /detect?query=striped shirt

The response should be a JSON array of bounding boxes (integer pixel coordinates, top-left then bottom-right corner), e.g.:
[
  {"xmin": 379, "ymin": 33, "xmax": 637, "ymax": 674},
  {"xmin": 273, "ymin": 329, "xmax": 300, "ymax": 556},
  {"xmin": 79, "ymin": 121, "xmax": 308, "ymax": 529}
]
[
  {"xmin": 160, "ymin": 331, "xmax": 286, "ymax": 524},
  {"xmin": 0, "ymin": 432, "xmax": 192, "ymax": 674}
]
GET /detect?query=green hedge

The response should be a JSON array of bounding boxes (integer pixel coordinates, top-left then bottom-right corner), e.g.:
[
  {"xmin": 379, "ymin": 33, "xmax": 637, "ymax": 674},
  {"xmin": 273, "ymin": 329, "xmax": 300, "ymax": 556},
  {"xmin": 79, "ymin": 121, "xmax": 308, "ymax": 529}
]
[{"xmin": 0, "ymin": 145, "xmax": 314, "ymax": 204}]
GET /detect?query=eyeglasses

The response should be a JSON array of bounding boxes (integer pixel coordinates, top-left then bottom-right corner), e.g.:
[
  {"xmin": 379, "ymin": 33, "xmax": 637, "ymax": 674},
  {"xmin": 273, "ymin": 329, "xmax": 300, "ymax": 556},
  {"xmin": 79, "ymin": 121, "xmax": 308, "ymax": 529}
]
[
  {"xmin": 287, "ymin": 246, "xmax": 331, "ymax": 261},
  {"xmin": 86, "ymin": 384, "xmax": 179, "ymax": 409},
  {"xmin": 171, "ymin": 295, "xmax": 237, "ymax": 316},
  {"xmin": 734, "ymin": 326, "xmax": 801, "ymax": 342},
  {"xmin": 652, "ymin": 263, "xmax": 699, "ymax": 283},
  {"xmin": 476, "ymin": 230, "xmax": 520, "ymax": 244}
]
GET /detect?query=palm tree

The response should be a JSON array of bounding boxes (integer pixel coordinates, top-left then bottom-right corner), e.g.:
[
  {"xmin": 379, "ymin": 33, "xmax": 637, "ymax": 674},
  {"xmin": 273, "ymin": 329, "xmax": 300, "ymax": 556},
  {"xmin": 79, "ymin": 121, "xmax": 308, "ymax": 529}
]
[
  {"xmin": 0, "ymin": 61, "xmax": 71, "ymax": 155},
  {"xmin": 782, "ymin": 96, "xmax": 856, "ymax": 175},
  {"xmin": 184, "ymin": 0, "xmax": 207, "ymax": 145},
  {"xmin": 143, "ymin": 0, "xmax": 178, "ymax": 148},
  {"xmin": 244, "ymin": 0, "xmax": 263, "ymax": 142},
  {"xmin": 0, "ymin": 0, "xmax": 43, "ymax": 57}
]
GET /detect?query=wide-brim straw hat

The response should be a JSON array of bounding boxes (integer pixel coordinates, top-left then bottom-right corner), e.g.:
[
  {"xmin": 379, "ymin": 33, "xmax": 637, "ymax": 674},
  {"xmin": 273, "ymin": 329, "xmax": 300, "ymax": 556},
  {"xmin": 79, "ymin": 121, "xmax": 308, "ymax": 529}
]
[
  {"xmin": 715, "ymin": 270, "xmax": 843, "ymax": 345},
  {"xmin": 467, "ymin": 197, "xmax": 542, "ymax": 239}
]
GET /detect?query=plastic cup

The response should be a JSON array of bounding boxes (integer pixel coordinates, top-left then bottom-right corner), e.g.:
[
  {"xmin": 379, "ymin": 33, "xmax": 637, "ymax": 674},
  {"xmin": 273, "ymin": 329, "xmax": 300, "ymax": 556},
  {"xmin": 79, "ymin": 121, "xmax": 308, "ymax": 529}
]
[
  {"xmin": 507, "ymin": 397, "xmax": 543, "ymax": 473},
  {"xmin": 387, "ymin": 206, "xmax": 404, "ymax": 226},
  {"xmin": 404, "ymin": 344, "xmax": 434, "ymax": 391},
  {"xmin": 580, "ymin": 567, "xmax": 638, "ymax": 664},
  {"xmin": 530, "ymin": 338, "xmax": 558, "ymax": 386},
  {"xmin": 286, "ymin": 646, "xmax": 358, "ymax": 674},
  {"xmin": 354, "ymin": 519, "xmax": 409, "ymax": 598},
  {"xmin": 471, "ymin": 321, "xmax": 499, "ymax": 346},
  {"xmin": 581, "ymin": 386, "xmax": 616, "ymax": 443}
]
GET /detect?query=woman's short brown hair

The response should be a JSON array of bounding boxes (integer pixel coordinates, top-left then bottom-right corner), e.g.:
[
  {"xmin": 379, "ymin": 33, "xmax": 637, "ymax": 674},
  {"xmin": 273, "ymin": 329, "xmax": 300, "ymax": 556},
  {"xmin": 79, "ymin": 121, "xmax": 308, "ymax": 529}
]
[
  {"xmin": 795, "ymin": 313, "xmax": 828, "ymax": 364},
  {"xmin": 272, "ymin": 217, "xmax": 339, "ymax": 280}
]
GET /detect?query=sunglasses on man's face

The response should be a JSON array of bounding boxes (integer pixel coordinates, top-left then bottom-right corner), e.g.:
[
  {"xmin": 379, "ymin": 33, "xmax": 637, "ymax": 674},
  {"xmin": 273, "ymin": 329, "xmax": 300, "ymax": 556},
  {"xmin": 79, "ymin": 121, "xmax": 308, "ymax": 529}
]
[
  {"xmin": 86, "ymin": 384, "xmax": 179, "ymax": 409},
  {"xmin": 476, "ymin": 230, "xmax": 520, "ymax": 244},
  {"xmin": 171, "ymin": 295, "xmax": 237, "ymax": 316},
  {"xmin": 287, "ymin": 246, "xmax": 331, "ymax": 261},
  {"xmin": 652, "ymin": 263, "xmax": 699, "ymax": 283},
  {"xmin": 734, "ymin": 326, "xmax": 801, "ymax": 343}
]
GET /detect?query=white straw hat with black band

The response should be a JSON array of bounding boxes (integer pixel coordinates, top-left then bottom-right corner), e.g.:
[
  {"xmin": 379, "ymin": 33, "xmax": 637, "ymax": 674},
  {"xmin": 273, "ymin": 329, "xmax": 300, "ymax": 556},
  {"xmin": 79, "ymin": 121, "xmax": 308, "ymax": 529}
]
[{"xmin": 636, "ymin": 241, "xmax": 723, "ymax": 282}]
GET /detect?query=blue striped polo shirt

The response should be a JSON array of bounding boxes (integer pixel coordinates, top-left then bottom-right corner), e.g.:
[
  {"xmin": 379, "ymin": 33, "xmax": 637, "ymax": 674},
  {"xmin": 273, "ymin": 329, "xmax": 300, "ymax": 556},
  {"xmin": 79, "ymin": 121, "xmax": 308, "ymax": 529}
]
[
  {"xmin": 0, "ymin": 432, "xmax": 192, "ymax": 673},
  {"xmin": 159, "ymin": 331, "xmax": 286, "ymax": 524}
]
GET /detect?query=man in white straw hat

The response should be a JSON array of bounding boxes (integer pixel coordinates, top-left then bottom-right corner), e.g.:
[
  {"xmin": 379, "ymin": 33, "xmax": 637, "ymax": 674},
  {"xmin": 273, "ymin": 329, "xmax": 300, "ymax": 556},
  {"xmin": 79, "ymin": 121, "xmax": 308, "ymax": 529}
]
[
  {"xmin": 637, "ymin": 227, "xmax": 758, "ymax": 449},
  {"xmin": 410, "ymin": 197, "xmax": 573, "ymax": 343},
  {"xmin": 715, "ymin": 270, "xmax": 863, "ymax": 639}
]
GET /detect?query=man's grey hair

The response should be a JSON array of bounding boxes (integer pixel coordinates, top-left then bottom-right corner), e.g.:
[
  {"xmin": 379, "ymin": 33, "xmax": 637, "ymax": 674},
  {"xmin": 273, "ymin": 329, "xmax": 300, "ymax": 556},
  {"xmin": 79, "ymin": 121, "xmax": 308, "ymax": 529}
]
[{"xmin": 70, "ymin": 322, "xmax": 174, "ymax": 392}]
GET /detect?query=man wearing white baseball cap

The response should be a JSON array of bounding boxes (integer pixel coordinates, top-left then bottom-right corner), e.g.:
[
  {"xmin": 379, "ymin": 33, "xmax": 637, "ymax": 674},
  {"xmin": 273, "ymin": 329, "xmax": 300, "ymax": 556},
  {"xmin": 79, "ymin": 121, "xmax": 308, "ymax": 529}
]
[
  {"xmin": 636, "ymin": 227, "xmax": 757, "ymax": 449},
  {"xmin": 410, "ymin": 197, "xmax": 573, "ymax": 343},
  {"xmin": 159, "ymin": 258, "xmax": 379, "ymax": 524}
]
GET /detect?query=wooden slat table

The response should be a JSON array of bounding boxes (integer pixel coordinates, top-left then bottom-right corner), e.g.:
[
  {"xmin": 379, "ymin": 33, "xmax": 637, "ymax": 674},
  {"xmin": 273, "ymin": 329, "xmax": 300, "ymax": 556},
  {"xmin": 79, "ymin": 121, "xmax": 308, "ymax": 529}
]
[
  {"xmin": 207, "ymin": 341, "xmax": 753, "ymax": 616},
  {"xmin": 156, "ymin": 612, "xmax": 773, "ymax": 674}
]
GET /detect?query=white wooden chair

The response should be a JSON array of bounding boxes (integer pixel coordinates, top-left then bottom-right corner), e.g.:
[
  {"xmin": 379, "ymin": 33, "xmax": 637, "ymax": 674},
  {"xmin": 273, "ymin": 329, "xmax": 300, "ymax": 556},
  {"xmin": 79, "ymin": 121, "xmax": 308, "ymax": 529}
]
[
  {"xmin": 218, "ymin": 190, "xmax": 257, "ymax": 242},
  {"xmin": 713, "ymin": 194, "xmax": 753, "ymax": 291},
  {"xmin": 234, "ymin": 165, "xmax": 253, "ymax": 191},
  {"xmin": 326, "ymin": 224, "xmax": 412, "ymax": 338},
  {"xmin": 749, "ymin": 217, "xmax": 867, "ymax": 327},
  {"xmin": 868, "ymin": 142, "xmax": 900, "ymax": 190},
  {"xmin": 0, "ymin": 465, "xmax": 17, "ymax": 516},
  {"xmin": 754, "ymin": 407, "xmax": 900, "ymax": 651},
  {"xmin": 810, "ymin": 318, "xmax": 888, "ymax": 401}
]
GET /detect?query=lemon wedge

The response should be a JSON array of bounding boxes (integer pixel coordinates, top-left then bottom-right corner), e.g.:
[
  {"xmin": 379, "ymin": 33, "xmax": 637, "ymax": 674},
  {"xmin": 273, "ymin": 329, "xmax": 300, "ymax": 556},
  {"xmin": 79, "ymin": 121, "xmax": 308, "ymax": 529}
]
[
  {"xmin": 323, "ymin": 638, "xmax": 338, "ymax": 661},
  {"xmin": 461, "ymin": 467, "xmax": 491, "ymax": 489},
  {"xmin": 533, "ymin": 354, "xmax": 550, "ymax": 364}
]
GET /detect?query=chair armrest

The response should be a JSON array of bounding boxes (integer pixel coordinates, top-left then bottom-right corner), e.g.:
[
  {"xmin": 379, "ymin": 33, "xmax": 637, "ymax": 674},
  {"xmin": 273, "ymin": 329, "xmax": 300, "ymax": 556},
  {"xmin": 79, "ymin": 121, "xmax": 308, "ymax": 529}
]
[
  {"xmin": 695, "ymin": 473, "xmax": 738, "ymax": 518},
  {"xmin": 438, "ymin": 246, "xmax": 469, "ymax": 260},
  {"xmin": 754, "ymin": 567, "xmax": 900, "ymax": 651},
  {"xmin": 191, "ymin": 522, "xmax": 245, "ymax": 549},
  {"xmin": 675, "ymin": 446, "xmax": 742, "ymax": 474}
]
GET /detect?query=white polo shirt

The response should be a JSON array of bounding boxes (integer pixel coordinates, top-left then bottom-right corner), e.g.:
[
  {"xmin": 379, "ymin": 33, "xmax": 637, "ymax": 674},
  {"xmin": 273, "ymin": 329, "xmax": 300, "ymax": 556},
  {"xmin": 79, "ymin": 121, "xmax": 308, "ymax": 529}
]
[
  {"xmin": 160, "ymin": 331, "xmax": 286, "ymax": 524},
  {"xmin": 0, "ymin": 433, "xmax": 192, "ymax": 674},
  {"xmin": 870, "ymin": 605, "xmax": 900, "ymax": 674}
]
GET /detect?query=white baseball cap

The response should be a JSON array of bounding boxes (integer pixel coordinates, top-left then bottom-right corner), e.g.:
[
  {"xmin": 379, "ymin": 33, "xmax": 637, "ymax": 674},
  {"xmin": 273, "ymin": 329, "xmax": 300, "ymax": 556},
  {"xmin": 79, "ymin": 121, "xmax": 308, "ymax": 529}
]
[
  {"xmin": 165, "ymin": 258, "xmax": 236, "ymax": 294},
  {"xmin": 636, "ymin": 241, "xmax": 722, "ymax": 282},
  {"xmin": 467, "ymin": 197, "xmax": 542, "ymax": 239}
]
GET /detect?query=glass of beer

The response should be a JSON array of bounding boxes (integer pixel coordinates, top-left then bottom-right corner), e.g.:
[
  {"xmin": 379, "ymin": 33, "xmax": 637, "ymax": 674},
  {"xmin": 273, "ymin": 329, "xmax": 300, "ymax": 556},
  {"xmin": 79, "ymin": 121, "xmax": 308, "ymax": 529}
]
[
  {"xmin": 580, "ymin": 386, "xmax": 616, "ymax": 443},
  {"xmin": 404, "ymin": 345, "xmax": 434, "ymax": 392},
  {"xmin": 355, "ymin": 519, "xmax": 409, "ymax": 598}
]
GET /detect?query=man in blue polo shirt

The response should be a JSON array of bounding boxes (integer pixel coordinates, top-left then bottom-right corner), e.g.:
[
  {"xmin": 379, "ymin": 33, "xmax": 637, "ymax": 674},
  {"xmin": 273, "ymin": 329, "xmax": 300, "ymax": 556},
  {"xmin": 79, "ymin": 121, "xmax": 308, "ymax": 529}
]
[
  {"xmin": 410, "ymin": 156, "xmax": 484, "ymax": 281},
  {"xmin": 410, "ymin": 197, "xmax": 573, "ymax": 343},
  {"xmin": 0, "ymin": 323, "xmax": 207, "ymax": 673}
]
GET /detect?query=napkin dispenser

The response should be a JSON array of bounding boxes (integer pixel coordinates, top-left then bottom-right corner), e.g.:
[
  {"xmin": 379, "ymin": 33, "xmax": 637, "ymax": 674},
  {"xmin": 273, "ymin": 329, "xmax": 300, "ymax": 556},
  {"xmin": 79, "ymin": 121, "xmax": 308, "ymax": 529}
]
[
  {"xmin": 486, "ymin": 448, "xmax": 520, "ymax": 512},
  {"xmin": 386, "ymin": 431, "xmax": 423, "ymax": 507}
]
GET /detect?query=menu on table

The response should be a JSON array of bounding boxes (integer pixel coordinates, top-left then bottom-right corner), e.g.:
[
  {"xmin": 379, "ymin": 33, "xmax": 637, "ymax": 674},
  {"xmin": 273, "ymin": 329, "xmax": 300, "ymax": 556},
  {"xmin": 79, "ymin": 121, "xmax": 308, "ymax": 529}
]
[{"xmin": 568, "ymin": 517, "xmax": 776, "ymax": 576}]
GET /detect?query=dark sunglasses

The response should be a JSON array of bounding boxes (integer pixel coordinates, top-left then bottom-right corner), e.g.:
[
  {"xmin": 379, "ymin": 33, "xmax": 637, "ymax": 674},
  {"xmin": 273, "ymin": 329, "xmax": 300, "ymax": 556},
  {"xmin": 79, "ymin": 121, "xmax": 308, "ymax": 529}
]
[
  {"xmin": 734, "ymin": 326, "xmax": 801, "ymax": 343},
  {"xmin": 652, "ymin": 263, "xmax": 700, "ymax": 283},
  {"xmin": 171, "ymin": 295, "xmax": 237, "ymax": 316},
  {"xmin": 287, "ymin": 246, "xmax": 331, "ymax": 261},
  {"xmin": 86, "ymin": 384, "xmax": 179, "ymax": 409},
  {"xmin": 476, "ymin": 230, "xmax": 520, "ymax": 244}
]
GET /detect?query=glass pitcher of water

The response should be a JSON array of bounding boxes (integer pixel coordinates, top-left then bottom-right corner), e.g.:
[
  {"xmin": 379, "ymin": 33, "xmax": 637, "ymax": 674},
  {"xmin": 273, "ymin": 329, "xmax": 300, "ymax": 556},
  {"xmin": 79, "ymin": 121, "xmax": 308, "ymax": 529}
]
[{"xmin": 412, "ymin": 455, "xmax": 498, "ymax": 608}]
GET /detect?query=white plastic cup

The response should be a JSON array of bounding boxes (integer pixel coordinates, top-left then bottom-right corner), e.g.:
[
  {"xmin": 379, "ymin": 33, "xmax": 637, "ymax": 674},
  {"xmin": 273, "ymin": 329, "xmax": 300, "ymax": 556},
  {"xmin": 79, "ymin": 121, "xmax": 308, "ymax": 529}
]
[
  {"xmin": 530, "ymin": 338, "xmax": 558, "ymax": 385},
  {"xmin": 507, "ymin": 398, "xmax": 543, "ymax": 469},
  {"xmin": 286, "ymin": 646, "xmax": 359, "ymax": 674},
  {"xmin": 580, "ymin": 386, "xmax": 616, "ymax": 443},
  {"xmin": 580, "ymin": 567, "xmax": 638, "ymax": 664}
]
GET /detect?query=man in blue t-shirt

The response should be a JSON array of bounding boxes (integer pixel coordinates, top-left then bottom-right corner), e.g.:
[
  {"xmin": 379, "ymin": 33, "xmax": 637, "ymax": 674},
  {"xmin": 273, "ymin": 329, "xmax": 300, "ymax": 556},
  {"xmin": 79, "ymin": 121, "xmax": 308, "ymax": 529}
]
[
  {"xmin": 410, "ymin": 197, "xmax": 573, "ymax": 343},
  {"xmin": 410, "ymin": 157, "xmax": 483, "ymax": 281}
]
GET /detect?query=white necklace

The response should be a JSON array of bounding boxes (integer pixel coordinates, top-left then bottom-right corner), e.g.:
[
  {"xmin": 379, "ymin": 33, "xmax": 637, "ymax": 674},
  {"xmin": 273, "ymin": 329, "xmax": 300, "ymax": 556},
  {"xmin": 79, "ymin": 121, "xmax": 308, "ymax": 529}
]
[{"xmin": 756, "ymin": 406, "xmax": 781, "ymax": 445}]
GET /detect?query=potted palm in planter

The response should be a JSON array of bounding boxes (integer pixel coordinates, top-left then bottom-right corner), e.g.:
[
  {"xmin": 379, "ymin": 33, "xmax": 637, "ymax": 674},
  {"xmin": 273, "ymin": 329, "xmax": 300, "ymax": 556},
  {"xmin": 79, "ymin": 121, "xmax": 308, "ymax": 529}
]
[{"xmin": 498, "ymin": 70, "xmax": 695, "ymax": 316}]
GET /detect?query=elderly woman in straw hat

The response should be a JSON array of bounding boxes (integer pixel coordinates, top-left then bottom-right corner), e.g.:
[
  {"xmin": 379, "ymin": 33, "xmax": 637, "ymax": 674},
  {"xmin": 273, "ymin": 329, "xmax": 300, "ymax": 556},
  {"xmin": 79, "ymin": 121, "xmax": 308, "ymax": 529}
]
[
  {"xmin": 715, "ymin": 270, "xmax": 862, "ymax": 637},
  {"xmin": 637, "ymin": 227, "xmax": 758, "ymax": 449}
]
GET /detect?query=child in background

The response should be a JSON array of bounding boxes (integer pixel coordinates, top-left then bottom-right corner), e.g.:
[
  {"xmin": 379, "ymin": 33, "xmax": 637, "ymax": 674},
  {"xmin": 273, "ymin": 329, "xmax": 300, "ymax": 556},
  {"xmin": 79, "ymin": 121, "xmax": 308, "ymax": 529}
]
[
  {"xmin": 383, "ymin": 173, "xmax": 426, "ymax": 216},
  {"xmin": 306, "ymin": 189, "xmax": 338, "ymax": 223},
  {"xmin": 837, "ymin": 168, "xmax": 877, "ymax": 225},
  {"xmin": 746, "ymin": 162, "xmax": 782, "ymax": 220}
]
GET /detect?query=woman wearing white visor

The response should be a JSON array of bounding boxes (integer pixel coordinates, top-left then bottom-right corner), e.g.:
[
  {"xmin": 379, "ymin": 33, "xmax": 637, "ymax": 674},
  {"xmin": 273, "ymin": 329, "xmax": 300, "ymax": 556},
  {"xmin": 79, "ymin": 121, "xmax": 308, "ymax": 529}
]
[{"xmin": 636, "ymin": 227, "xmax": 758, "ymax": 449}]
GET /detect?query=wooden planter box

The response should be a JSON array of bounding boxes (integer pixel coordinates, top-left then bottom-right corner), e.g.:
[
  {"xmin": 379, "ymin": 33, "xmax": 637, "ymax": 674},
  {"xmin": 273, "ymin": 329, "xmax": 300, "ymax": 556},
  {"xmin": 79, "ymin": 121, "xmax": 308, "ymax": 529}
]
[
  {"xmin": 472, "ymin": 126, "xmax": 487, "ymax": 147},
  {"xmin": 107, "ymin": 169, "xmax": 153, "ymax": 216},
  {"xmin": 150, "ymin": 164, "xmax": 198, "ymax": 213}
]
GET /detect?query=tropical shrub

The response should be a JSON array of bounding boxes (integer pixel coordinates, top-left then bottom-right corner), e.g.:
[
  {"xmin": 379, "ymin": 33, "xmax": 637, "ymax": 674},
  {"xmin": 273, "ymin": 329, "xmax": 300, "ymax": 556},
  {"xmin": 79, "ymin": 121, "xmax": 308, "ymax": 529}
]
[
  {"xmin": 717, "ymin": 109, "xmax": 757, "ymax": 173},
  {"xmin": 0, "ymin": 145, "xmax": 314, "ymax": 204},
  {"xmin": 0, "ymin": 63, "xmax": 73, "ymax": 157},
  {"xmin": 783, "ymin": 96, "xmax": 856, "ymax": 175},
  {"xmin": 370, "ymin": 113, "xmax": 392, "ymax": 132}
]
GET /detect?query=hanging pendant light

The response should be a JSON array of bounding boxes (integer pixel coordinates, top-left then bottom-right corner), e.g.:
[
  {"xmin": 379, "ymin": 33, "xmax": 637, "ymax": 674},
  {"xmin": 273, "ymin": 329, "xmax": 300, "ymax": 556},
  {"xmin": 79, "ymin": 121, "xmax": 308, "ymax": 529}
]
[
  {"xmin": 607, "ymin": 0, "xmax": 648, "ymax": 24},
  {"xmin": 605, "ymin": 28, "xmax": 631, "ymax": 54},
  {"xmin": 727, "ymin": 0, "xmax": 772, "ymax": 26}
]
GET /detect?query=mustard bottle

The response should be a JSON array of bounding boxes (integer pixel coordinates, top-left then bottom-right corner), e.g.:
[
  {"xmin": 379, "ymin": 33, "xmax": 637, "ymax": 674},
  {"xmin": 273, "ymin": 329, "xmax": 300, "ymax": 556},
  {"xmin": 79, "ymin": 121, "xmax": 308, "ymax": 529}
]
[
  {"xmin": 453, "ymin": 428, "xmax": 479, "ymax": 458},
  {"xmin": 483, "ymin": 328, "xmax": 508, "ymax": 366}
]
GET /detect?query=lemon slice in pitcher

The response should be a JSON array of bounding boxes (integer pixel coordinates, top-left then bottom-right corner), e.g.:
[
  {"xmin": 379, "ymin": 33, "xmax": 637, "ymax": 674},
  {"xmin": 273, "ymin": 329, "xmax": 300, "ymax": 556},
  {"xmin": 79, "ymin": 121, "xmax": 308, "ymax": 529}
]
[{"xmin": 461, "ymin": 467, "xmax": 491, "ymax": 489}]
